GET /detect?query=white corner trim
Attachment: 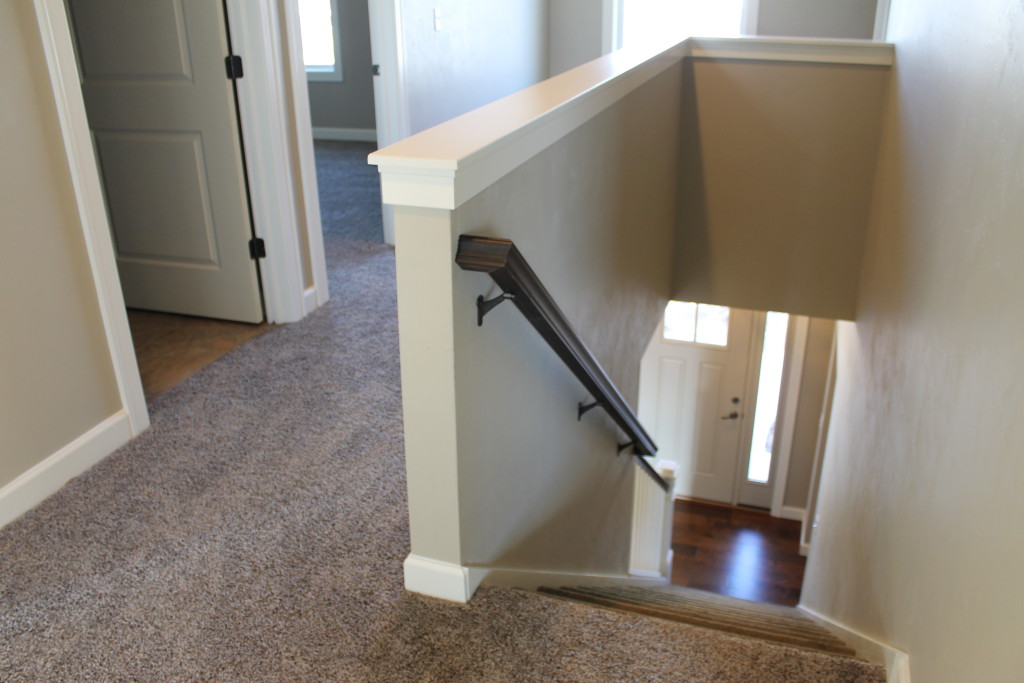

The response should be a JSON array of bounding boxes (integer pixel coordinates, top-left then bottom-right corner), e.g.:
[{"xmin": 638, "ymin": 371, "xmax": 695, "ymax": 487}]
[
  {"xmin": 226, "ymin": 0, "xmax": 308, "ymax": 324},
  {"xmin": 368, "ymin": 36, "xmax": 893, "ymax": 213},
  {"xmin": 403, "ymin": 554, "xmax": 483, "ymax": 603},
  {"xmin": 279, "ymin": 0, "xmax": 330, "ymax": 312},
  {"xmin": 778, "ymin": 505, "xmax": 806, "ymax": 522},
  {"xmin": 771, "ymin": 316, "xmax": 809, "ymax": 518},
  {"xmin": 687, "ymin": 37, "xmax": 895, "ymax": 66},
  {"xmin": 311, "ymin": 127, "xmax": 378, "ymax": 142},
  {"xmin": 799, "ymin": 604, "xmax": 910, "ymax": 683},
  {"xmin": 873, "ymin": 0, "xmax": 893, "ymax": 42},
  {"xmin": 0, "ymin": 412, "xmax": 133, "ymax": 530},
  {"xmin": 32, "ymin": 0, "xmax": 149, "ymax": 436}
]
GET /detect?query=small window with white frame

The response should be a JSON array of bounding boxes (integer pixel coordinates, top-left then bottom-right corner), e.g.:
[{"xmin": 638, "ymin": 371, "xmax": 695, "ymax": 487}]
[{"xmin": 298, "ymin": 0, "xmax": 343, "ymax": 81}]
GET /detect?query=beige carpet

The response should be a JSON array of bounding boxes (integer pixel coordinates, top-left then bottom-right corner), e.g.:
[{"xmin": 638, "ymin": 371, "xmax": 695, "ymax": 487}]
[
  {"xmin": 0, "ymin": 144, "xmax": 885, "ymax": 681},
  {"xmin": 539, "ymin": 585, "xmax": 859, "ymax": 657}
]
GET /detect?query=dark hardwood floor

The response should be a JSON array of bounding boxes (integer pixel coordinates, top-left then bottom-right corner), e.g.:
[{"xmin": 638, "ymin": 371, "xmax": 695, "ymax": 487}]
[
  {"xmin": 670, "ymin": 499, "xmax": 806, "ymax": 607},
  {"xmin": 127, "ymin": 309, "xmax": 272, "ymax": 401}
]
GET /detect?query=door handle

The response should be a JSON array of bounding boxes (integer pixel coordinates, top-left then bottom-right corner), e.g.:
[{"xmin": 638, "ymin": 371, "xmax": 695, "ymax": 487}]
[{"xmin": 720, "ymin": 411, "xmax": 740, "ymax": 420}]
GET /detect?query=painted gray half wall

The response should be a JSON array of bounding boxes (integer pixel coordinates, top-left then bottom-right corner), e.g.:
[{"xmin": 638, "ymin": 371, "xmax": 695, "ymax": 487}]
[
  {"xmin": 801, "ymin": 1, "xmax": 1024, "ymax": 680},
  {"xmin": 448, "ymin": 66, "xmax": 682, "ymax": 572},
  {"xmin": 0, "ymin": 0, "xmax": 121, "ymax": 488},
  {"xmin": 305, "ymin": 0, "xmax": 376, "ymax": 131},
  {"xmin": 673, "ymin": 59, "xmax": 889, "ymax": 320},
  {"xmin": 756, "ymin": 0, "xmax": 878, "ymax": 39},
  {"xmin": 401, "ymin": 0, "xmax": 548, "ymax": 134}
]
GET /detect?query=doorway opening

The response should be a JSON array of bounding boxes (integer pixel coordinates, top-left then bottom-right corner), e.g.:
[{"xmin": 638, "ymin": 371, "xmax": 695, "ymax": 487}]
[{"xmin": 638, "ymin": 300, "xmax": 837, "ymax": 605}]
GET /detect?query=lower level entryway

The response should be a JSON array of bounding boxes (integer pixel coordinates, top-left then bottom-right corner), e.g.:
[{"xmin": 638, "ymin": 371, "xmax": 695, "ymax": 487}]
[{"xmin": 670, "ymin": 498, "xmax": 806, "ymax": 607}]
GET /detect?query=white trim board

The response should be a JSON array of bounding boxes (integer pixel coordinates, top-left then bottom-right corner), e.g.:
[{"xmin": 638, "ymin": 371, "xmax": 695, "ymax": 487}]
[
  {"xmin": 311, "ymin": 127, "xmax": 378, "ymax": 142},
  {"xmin": 0, "ymin": 413, "xmax": 133, "ymax": 530},
  {"xmin": 32, "ymin": 0, "xmax": 150, "ymax": 436},
  {"xmin": 771, "ymin": 315, "xmax": 810, "ymax": 518},
  {"xmin": 279, "ymin": 0, "xmax": 330, "ymax": 312},
  {"xmin": 369, "ymin": 37, "xmax": 894, "ymax": 212},
  {"xmin": 403, "ymin": 554, "xmax": 484, "ymax": 603},
  {"xmin": 799, "ymin": 604, "xmax": 911, "ymax": 683},
  {"xmin": 226, "ymin": 0, "xmax": 309, "ymax": 324}
]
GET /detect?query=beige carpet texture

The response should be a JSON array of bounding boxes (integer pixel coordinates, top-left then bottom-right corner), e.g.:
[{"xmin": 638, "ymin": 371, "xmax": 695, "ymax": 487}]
[{"xmin": 0, "ymin": 143, "xmax": 884, "ymax": 681}]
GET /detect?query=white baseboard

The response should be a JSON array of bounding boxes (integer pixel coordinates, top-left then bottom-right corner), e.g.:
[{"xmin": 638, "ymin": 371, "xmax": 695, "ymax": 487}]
[
  {"xmin": 302, "ymin": 285, "xmax": 318, "ymax": 316},
  {"xmin": 481, "ymin": 567, "xmax": 669, "ymax": 591},
  {"xmin": 403, "ymin": 554, "xmax": 484, "ymax": 603},
  {"xmin": 799, "ymin": 604, "xmax": 910, "ymax": 683},
  {"xmin": 778, "ymin": 505, "xmax": 806, "ymax": 522},
  {"xmin": 0, "ymin": 411, "xmax": 133, "ymax": 529},
  {"xmin": 311, "ymin": 126, "xmax": 377, "ymax": 143}
]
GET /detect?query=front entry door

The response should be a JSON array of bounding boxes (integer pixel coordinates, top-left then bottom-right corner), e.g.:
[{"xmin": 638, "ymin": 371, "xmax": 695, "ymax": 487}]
[
  {"xmin": 69, "ymin": 0, "xmax": 264, "ymax": 322},
  {"xmin": 638, "ymin": 303, "xmax": 754, "ymax": 504}
]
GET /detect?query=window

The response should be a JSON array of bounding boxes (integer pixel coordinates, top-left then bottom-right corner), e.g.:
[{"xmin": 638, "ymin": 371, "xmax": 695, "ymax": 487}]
[
  {"xmin": 298, "ymin": 0, "xmax": 343, "ymax": 81},
  {"xmin": 746, "ymin": 311, "xmax": 789, "ymax": 483},
  {"xmin": 619, "ymin": 0, "xmax": 750, "ymax": 51},
  {"xmin": 663, "ymin": 301, "xmax": 730, "ymax": 347}
]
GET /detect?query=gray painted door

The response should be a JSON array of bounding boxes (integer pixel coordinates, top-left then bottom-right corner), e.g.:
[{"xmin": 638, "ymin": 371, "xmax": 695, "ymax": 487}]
[{"xmin": 69, "ymin": 0, "xmax": 263, "ymax": 322}]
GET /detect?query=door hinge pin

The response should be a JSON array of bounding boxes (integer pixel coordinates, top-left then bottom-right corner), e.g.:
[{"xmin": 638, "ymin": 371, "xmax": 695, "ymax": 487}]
[
  {"xmin": 249, "ymin": 237, "xmax": 266, "ymax": 259},
  {"xmin": 225, "ymin": 55, "xmax": 244, "ymax": 79}
]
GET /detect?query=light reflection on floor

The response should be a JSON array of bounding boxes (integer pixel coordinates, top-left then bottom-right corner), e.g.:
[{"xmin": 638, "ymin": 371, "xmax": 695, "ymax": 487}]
[{"xmin": 721, "ymin": 529, "xmax": 764, "ymax": 601}]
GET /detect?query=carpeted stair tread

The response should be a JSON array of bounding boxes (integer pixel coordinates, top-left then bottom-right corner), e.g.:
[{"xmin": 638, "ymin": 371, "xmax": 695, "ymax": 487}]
[
  {"xmin": 593, "ymin": 585, "xmax": 828, "ymax": 633},
  {"xmin": 539, "ymin": 585, "xmax": 859, "ymax": 658}
]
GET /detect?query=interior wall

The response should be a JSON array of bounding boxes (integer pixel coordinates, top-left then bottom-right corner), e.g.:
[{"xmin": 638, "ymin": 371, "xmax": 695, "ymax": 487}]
[
  {"xmin": 783, "ymin": 317, "xmax": 835, "ymax": 509},
  {"xmin": 673, "ymin": 58, "xmax": 889, "ymax": 320},
  {"xmin": 0, "ymin": 0, "xmax": 122, "ymax": 488},
  {"xmin": 305, "ymin": 0, "xmax": 376, "ymax": 131},
  {"xmin": 449, "ymin": 65, "xmax": 683, "ymax": 571},
  {"xmin": 756, "ymin": 0, "xmax": 878, "ymax": 39},
  {"xmin": 548, "ymin": 0, "xmax": 605, "ymax": 77},
  {"xmin": 400, "ymin": 0, "xmax": 548, "ymax": 134},
  {"xmin": 801, "ymin": 1, "xmax": 1024, "ymax": 680}
]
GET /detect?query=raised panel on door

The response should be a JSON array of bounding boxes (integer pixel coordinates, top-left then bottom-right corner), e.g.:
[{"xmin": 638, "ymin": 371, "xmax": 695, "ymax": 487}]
[
  {"xmin": 69, "ymin": 0, "xmax": 263, "ymax": 322},
  {"xmin": 637, "ymin": 304, "xmax": 757, "ymax": 505}
]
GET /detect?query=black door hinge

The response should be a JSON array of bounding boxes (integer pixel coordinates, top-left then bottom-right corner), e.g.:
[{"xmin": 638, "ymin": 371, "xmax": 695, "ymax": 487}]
[
  {"xmin": 249, "ymin": 237, "xmax": 266, "ymax": 259},
  {"xmin": 225, "ymin": 55, "xmax": 244, "ymax": 79}
]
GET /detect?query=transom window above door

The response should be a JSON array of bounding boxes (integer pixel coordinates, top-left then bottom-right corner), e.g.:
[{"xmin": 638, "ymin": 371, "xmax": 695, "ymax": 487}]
[{"xmin": 663, "ymin": 301, "xmax": 730, "ymax": 347}]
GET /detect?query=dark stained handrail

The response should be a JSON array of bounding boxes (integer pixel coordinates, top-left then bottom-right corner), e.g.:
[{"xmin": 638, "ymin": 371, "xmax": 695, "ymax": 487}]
[{"xmin": 455, "ymin": 235, "xmax": 669, "ymax": 492}]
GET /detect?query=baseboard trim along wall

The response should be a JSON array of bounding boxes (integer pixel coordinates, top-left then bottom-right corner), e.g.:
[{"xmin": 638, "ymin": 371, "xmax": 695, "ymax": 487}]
[
  {"xmin": 799, "ymin": 604, "xmax": 911, "ymax": 683},
  {"xmin": 311, "ymin": 127, "xmax": 377, "ymax": 143},
  {"xmin": 778, "ymin": 505, "xmax": 806, "ymax": 522},
  {"xmin": 0, "ymin": 411, "xmax": 133, "ymax": 530}
]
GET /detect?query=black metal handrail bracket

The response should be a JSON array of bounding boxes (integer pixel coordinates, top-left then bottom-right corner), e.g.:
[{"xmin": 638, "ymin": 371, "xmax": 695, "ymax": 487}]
[{"xmin": 455, "ymin": 234, "xmax": 669, "ymax": 492}]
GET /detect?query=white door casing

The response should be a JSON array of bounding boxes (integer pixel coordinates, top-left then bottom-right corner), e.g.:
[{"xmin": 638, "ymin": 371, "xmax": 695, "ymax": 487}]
[
  {"xmin": 69, "ymin": 0, "xmax": 263, "ymax": 323},
  {"xmin": 367, "ymin": 0, "xmax": 409, "ymax": 245},
  {"xmin": 638, "ymin": 308, "xmax": 757, "ymax": 504}
]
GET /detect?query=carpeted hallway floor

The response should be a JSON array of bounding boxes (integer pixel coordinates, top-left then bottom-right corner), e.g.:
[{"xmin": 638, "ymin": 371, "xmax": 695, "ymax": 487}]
[{"xmin": 0, "ymin": 143, "xmax": 883, "ymax": 681}]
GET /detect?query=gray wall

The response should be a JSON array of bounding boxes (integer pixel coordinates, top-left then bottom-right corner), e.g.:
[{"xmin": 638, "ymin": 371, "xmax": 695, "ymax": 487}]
[
  {"xmin": 305, "ymin": 0, "xmax": 376, "ymax": 130},
  {"xmin": 0, "ymin": 0, "xmax": 122, "ymax": 488},
  {"xmin": 401, "ymin": 0, "xmax": 548, "ymax": 134},
  {"xmin": 801, "ymin": 1, "xmax": 1024, "ymax": 679},
  {"xmin": 445, "ymin": 65, "xmax": 683, "ymax": 572},
  {"xmin": 548, "ymin": 0, "xmax": 604, "ymax": 76},
  {"xmin": 757, "ymin": 0, "xmax": 877, "ymax": 39}
]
